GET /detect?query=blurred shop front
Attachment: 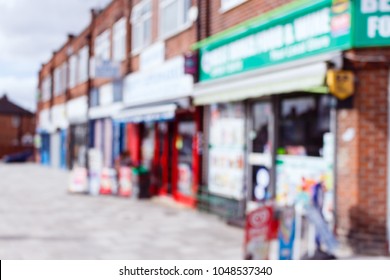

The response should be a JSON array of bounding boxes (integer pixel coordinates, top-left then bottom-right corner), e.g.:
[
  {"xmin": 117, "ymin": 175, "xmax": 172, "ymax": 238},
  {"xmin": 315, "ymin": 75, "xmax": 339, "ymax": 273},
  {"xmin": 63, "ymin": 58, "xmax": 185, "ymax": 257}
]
[
  {"xmin": 194, "ymin": 0, "xmax": 390, "ymax": 257},
  {"xmin": 115, "ymin": 45, "xmax": 200, "ymax": 206},
  {"xmin": 66, "ymin": 96, "xmax": 89, "ymax": 184},
  {"xmin": 88, "ymin": 81, "xmax": 125, "ymax": 195},
  {"xmin": 37, "ymin": 109, "xmax": 53, "ymax": 166},
  {"xmin": 50, "ymin": 104, "xmax": 68, "ymax": 169},
  {"xmin": 194, "ymin": 0, "xmax": 346, "ymax": 226}
]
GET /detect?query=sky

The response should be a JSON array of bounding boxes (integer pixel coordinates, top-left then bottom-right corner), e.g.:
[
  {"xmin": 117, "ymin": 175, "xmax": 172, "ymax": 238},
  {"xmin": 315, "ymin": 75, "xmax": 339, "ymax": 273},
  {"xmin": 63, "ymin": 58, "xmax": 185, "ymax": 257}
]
[{"xmin": 0, "ymin": 0, "xmax": 111, "ymax": 112}]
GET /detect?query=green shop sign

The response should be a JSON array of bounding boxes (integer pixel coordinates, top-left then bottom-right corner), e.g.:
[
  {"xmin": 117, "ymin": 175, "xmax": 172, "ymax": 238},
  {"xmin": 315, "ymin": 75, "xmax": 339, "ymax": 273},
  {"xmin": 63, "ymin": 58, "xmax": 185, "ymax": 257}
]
[
  {"xmin": 198, "ymin": 0, "xmax": 390, "ymax": 82},
  {"xmin": 353, "ymin": 0, "xmax": 390, "ymax": 47}
]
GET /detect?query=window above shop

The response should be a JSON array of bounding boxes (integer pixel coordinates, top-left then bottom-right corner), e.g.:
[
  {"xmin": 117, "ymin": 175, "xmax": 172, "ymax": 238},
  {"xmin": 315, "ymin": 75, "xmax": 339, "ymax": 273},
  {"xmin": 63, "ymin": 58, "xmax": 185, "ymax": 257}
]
[
  {"xmin": 220, "ymin": 0, "xmax": 248, "ymax": 13},
  {"xmin": 53, "ymin": 63, "xmax": 67, "ymax": 96},
  {"xmin": 78, "ymin": 46, "xmax": 89, "ymax": 83},
  {"xmin": 131, "ymin": 0, "xmax": 152, "ymax": 54},
  {"xmin": 159, "ymin": 0, "xmax": 192, "ymax": 40},
  {"xmin": 113, "ymin": 18, "xmax": 127, "ymax": 62},
  {"xmin": 69, "ymin": 54, "xmax": 78, "ymax": 88},
  {"xmin": 95, "ymin": 30, "xmax": 111, "ymax": 61},
  {"xmin": 41, "ymin": 76, "xmax": 52, "ymax": 102}
]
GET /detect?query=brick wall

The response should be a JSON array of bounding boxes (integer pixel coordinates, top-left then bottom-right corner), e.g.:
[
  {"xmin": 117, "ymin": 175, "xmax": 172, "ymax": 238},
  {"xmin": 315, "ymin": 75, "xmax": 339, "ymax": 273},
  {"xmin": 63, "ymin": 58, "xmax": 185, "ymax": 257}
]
[
  {"xmin": 207, "ymin": 0, "xmax": 293, "ymax": 36},
  {"xmin": 337, "ymin": 48, "xmax": 390, "ymax": 255},
  {"xmin": 0, "ymin": 114, "xmax": 35, "ymax": 148}
]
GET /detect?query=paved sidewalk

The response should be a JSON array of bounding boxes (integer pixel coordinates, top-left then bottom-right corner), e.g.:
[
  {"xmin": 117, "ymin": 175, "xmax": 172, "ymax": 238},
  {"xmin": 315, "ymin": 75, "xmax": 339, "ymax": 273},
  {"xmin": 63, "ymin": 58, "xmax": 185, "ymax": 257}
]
[{"xmin": 0, "ymin": 163, "xmax": 243, "ymax": 260}]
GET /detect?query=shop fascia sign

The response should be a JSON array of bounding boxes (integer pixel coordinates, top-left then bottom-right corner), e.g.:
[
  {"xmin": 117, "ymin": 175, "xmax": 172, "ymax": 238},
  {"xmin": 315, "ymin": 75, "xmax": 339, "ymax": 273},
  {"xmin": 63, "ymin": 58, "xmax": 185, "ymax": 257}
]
[
  {"xmin": 200, "ymin": 0, "xmax": 351, "ymax": 81},
  {"xmin": 66, "ymin": 96, "xmax": 88, "ymax": 123},
  {"xmin": 199, "ymin": 0, "xmax": 390, "ymax": 82},
  {"xmin": 353, "ymin": 0, "xmax": 390, "ymax": 47},
  {"xmin": 38, "ymin": 109, "xmax": 54, "ymax": 133},
  {"xmin": 139, "ymin": 42, "xmax": 165, "ymax": 71},
  {"xmin": 123, "ymin": 56, "xmax": 193, "ymax": 106},
  {"xmin": 51, "ymin": 104, "xmax": 68, "ymax": 130}
]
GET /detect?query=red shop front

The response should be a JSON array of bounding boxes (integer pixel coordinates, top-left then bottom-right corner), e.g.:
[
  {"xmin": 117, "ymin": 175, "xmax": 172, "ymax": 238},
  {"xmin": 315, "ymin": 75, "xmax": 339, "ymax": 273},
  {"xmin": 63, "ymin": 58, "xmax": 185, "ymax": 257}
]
[{"xmin": 120, "ymin": 103, "xmax": 202, "ymax": 207}]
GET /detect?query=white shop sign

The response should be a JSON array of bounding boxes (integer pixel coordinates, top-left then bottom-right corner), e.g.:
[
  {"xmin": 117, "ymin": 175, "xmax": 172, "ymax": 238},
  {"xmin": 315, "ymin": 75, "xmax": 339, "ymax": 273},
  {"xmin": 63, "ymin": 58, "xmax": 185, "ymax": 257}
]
[
  {"xmin": 123, "ymin": 56, "xmax": 193, "ymax": 106},
  {"xmin": 66, "ymin": 96, "xmax": 88, "ymax": 124},
  {"xmin": 99, "ymin": 83, "xmax": 114, "ymax": 106},
  {"xmin": 140, "ymin": 42, "xmax": 165, "ymax": 71},
  {"xmin": 38, "ymin": 109, "xmax": 54, "ymax": 133},
  {"xmin": 51, "ymin": 104, "xmax": 68, "ymax": 130}
]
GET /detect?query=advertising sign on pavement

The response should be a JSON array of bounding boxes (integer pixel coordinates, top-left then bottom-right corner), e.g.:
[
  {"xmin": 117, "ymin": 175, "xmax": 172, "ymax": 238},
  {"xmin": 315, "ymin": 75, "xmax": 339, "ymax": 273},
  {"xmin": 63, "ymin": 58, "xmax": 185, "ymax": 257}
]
[
  {"xmin": 118, "ymin": 167, "xmax": 132, "ymax": 197},
  {"xmin": 244, "ymin": 205, "xmax": 278, "ymax": 260}
]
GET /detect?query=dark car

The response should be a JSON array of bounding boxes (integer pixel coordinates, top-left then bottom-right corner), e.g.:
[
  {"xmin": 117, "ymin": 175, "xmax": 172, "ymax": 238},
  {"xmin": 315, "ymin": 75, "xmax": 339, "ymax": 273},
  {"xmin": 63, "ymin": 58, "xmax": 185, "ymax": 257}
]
[{"xmin": 2, "ymin": 151, "xmax": 33, "ymax": 163}]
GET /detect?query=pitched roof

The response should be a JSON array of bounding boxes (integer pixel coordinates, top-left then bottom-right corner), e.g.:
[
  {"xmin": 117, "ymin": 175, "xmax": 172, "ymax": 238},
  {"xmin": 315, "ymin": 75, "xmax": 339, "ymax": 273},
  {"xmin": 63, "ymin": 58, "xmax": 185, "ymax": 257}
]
[{"xmin": 0, "ymin": 95, "xmax": 33, "ymax": 116}]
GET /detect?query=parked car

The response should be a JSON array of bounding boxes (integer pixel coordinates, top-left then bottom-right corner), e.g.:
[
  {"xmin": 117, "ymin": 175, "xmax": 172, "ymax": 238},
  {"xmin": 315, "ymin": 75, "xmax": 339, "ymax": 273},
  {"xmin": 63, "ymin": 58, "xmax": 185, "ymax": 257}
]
[{"xmin": 2, "ymin": 151, "xmax": 33, "ymax": 163}]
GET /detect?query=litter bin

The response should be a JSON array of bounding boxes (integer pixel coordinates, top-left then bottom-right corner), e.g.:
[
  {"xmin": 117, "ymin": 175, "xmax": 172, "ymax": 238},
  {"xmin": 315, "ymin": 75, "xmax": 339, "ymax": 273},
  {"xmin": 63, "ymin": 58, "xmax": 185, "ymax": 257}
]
[{"xmin": 131, "ymin": 166, "xmax": 150, "ymax": 199}]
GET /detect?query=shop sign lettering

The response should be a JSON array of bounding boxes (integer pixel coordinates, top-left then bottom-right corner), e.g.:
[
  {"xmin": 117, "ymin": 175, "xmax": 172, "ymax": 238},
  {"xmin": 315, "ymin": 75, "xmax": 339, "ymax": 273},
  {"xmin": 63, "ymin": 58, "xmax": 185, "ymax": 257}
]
[
  {"xmin": 198, "ymin": 0, "xmax": 390, "ymax": 82},
  {"xmin": 200, "ymin": 0, "xmax": 351, "ymax": 81},
  {"xmin": 354, "ymin": 0, "xmax": 390, "ymax": 46}
]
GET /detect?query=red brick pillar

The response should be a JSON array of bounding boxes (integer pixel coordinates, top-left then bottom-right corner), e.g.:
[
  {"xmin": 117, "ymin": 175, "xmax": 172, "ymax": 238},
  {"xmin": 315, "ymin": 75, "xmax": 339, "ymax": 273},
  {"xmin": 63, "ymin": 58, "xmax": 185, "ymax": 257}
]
[{"xmin": 336, "ymin": 48, "xmax": 390, "ymax": 255}]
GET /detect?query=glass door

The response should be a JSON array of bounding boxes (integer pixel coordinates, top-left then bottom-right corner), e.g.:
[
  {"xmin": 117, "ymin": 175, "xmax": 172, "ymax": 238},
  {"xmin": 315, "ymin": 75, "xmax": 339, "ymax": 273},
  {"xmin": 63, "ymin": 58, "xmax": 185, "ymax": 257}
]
[
  {"xmin": 176, "ymin": 120, "xmax": 196, "ymax": 199},
  {"xmin": 248, "ymin": 101, "xmax": 274, "ymax": 210}
]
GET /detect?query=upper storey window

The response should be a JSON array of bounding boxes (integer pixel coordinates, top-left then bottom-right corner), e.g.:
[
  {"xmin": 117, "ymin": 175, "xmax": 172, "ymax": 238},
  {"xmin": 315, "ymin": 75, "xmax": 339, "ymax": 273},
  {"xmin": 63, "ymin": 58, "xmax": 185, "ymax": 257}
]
[
  {"xmin": 113, "ymin": 18, "xmax": 127, "ymax": 61},
  {"xmin": 131, "ymin": 0, "xmax": 152, "ymax": 53},
  {"xmin": 160, "ymin": 0, "xmax": 192, "ymax": 39}
]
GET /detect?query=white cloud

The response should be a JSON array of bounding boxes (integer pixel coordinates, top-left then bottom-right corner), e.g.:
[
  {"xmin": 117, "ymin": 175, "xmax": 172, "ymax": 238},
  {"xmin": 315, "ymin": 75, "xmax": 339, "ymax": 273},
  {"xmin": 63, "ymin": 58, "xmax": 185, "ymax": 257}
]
[{"xmin": 0, "ymin": 0, "xmax": 111, "ymax": 112}]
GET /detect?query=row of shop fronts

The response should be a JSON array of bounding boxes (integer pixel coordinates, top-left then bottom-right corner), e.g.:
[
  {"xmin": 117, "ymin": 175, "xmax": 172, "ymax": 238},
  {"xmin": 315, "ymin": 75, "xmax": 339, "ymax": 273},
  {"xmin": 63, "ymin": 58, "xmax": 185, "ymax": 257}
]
[{"xmin": 37, "ymin": 0, "xmax": 390, "ymax": 255}]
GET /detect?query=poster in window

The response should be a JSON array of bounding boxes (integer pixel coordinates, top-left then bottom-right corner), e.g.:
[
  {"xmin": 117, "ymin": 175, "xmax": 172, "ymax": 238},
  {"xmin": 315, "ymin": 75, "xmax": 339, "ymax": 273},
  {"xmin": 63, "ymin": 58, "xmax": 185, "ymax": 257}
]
[
  {"xmin": 252, "ymin": 165, "xmax": 271, "ymax": 202},
  {"xmin": 178, "ymin": 163, "xmax": 193, "ymax": 196},
  {"xmin": 208, "ymin": 107, "xmax": 245, "ymax": 200},
  {"xmin": 276, "ymin": 155, "xmax": 334, "ymax": 222}
]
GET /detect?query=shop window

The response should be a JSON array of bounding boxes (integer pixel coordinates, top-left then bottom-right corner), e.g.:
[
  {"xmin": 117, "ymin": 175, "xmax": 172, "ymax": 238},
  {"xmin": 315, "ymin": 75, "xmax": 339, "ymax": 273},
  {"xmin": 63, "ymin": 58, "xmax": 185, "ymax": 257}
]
[
  {"xmin": 251, "ymin": 102, "xmax": 272, "ymax": 154},
  {"xmin": 131, "ymin": 0, "xmax": 152, "ymax": 53},
  {"xmin": 278, "ymin": 95, "xmax": 332, "ymax": 157},
  {"xmin": 113, "ymin": 18, "xmax": 127, "ymax": 62},
  {"xmin": 159, "ymin": 0, "xmax": 192, "ymax": 39},
  {"xmin": 208, "ymin": 103, "xmax": 246, "ymax": 200}
]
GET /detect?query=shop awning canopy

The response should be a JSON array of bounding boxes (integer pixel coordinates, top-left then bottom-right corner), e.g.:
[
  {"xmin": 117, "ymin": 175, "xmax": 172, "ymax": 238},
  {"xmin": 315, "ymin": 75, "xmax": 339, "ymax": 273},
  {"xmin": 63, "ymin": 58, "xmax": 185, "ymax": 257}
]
[
  {"xmin": 89, "ymin": 103, "xmax": 124, "ymax": 120},
  {"xmin": 113, "ymin": 104, "xmax": 177, "ymax": 123},
  {"xmin": 194, "ymin": 53, "xmax": 337, "ymax": 105}
]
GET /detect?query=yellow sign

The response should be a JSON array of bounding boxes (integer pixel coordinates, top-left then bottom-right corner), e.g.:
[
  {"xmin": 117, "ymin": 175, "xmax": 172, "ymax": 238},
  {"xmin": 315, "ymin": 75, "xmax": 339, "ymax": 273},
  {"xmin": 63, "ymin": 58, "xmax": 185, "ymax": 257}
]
[{"xmin": 326, "ymin": 70, "xmax": 354, "ymax": 100}]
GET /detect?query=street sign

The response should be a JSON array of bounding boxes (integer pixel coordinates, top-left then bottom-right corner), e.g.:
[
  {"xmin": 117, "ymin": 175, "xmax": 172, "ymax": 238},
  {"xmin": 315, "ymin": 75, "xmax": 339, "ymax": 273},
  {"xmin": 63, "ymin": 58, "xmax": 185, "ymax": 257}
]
[{"xmin": 95, "ymin": 59, "xmax": 121, "ymax": 79}]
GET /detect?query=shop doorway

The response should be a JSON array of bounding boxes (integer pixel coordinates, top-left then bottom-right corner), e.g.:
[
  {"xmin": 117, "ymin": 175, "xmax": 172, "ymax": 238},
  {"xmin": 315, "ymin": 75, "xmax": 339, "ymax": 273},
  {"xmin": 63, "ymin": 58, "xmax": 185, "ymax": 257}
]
[
  {"xmin": 248, "ymin": 101, "xmax": 274, "ymax": 209},
  {"xmin": 140, "ymin": 121, "xmax": 173, "ymax": 196},
  {"xmin": 174, "ymin": 119, "xmax": 197, "ymax": 205},
  {"xmin": 155, "ymin": 122, "xmax": 174, "ymax": 196}
]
